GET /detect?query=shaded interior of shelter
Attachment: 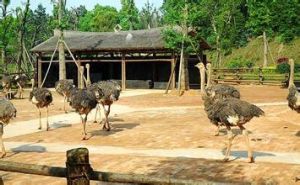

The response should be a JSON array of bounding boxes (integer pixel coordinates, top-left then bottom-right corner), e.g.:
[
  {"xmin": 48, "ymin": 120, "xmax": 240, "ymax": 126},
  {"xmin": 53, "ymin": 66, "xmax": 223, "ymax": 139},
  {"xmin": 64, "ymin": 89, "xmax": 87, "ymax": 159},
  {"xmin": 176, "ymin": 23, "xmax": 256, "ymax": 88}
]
[{"xmin": 41, "ymin": 58, "xmax": 202, "ymax": 89}]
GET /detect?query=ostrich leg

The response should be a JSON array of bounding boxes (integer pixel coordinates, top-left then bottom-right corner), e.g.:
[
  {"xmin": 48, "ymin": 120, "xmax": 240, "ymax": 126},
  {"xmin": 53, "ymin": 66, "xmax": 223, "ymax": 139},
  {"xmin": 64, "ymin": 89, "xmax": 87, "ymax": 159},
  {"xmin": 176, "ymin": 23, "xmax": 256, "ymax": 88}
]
[
  {"xmin": 101, "ymin": 104, "xmax": 110, "ymax": 131},
  {"xmin": 93, "ymin": 104, "xmax": 99, "ymax": 123},
  {"xmin": 214, "ymin": 125, "xmax": 220, "ymax": 136},
  {"xmin": 63, "ymin": 95, "xmax": 67, "ymax": 113},
  {"xmin": 38, "ymin": 108, "xmax": 42, "ymax": 130},
  {"xmin": 81, "ymin": 114, "xmax": 88, "ymax": 140},
  {"xmin": 223, "ymin": 128, "xmax": 234, "ymax": 162},
  {"xmin": 0, "ymin": 124, "xmax": 6, "ymax": 158},
  {"xmin": 46, "ymin": 107, "xmax": 50, "ymax": 131},
  {"xmin": 242, "ymin": 129, "xmax": 254, "ymax": 163}
]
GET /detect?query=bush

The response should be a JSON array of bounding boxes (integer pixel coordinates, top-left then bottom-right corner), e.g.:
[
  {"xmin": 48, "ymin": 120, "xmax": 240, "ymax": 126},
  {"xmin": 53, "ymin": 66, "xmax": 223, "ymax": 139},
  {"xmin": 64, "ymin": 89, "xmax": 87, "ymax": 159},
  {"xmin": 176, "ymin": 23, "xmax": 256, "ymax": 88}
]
[
  {"xmin": 276, "ymin": 63, "xmax": 300, "ymax": 73},
  {"xmin": 226, "ymin": 58, "xmax": 255, "ymax": 69}
]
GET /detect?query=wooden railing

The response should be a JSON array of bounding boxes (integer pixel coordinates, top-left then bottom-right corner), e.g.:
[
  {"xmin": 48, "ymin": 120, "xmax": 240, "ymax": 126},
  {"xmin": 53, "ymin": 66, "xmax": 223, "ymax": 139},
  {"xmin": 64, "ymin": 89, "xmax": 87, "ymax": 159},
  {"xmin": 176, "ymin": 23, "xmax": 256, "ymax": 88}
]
[{"xmin": 211, "ymin": 68, "xmax": 296, "ymax": 86}]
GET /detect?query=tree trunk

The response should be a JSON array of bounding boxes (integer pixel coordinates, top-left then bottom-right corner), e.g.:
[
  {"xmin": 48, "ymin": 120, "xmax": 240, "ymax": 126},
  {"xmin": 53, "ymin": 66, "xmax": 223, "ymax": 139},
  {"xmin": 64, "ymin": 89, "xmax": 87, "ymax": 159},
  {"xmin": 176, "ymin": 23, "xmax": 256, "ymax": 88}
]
[
  {"xmin": 16, "ymin": 0, "xmax": 30, "ymax": 73},
  {"xmin": 289, "ymin": 59, "xmax": 295, "ymax": 88},
  {"xmin": 58, "ymin": 0, "xmax": 66, "ymax": 80},
  {"xmin": 263, "ymin": 31, "xmax": 268, "ymax": 68},
  {"xmin": 211, "ymin": 18, "xmax": 221, "ymax": 68}
]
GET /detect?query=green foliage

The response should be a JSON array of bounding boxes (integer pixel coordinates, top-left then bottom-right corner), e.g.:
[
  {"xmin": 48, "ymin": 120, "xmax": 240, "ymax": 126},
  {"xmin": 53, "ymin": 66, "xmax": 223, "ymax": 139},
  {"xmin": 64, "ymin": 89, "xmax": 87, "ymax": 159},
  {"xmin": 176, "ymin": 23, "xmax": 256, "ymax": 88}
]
[
  {"xmin": 119, "ymin": 0, "xmax": 141, "ymax": 30},
  {"xmin": 226, "ymin": 57, "xmax": 255, "ymax": 69},
  {"xmin": 139, "ymin": 1, "xmax": 162, "ymax": 29},
  {"xmin": 275, "ymin": 63, "xmax": 300, "ymax": 74},
  {"xmin": 79, "ymin": 5, "xmax": 118, "ymax": 32}
]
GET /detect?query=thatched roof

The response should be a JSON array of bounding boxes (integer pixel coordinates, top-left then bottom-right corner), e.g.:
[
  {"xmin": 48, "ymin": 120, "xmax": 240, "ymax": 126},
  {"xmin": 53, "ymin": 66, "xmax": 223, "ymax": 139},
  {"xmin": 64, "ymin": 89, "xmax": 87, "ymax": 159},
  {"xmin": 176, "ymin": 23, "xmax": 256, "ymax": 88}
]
[{"xmin": 31, "ymin": 27, "xmax": 211, "ymax": 53}]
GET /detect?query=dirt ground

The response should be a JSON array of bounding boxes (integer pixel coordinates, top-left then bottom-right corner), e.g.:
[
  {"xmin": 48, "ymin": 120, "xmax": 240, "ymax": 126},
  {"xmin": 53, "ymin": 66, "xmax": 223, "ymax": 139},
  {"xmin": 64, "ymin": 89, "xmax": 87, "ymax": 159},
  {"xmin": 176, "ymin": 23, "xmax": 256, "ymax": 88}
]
[{"xmin": 0, "ymin": 85, "xmax": 300, "ymax": 184}]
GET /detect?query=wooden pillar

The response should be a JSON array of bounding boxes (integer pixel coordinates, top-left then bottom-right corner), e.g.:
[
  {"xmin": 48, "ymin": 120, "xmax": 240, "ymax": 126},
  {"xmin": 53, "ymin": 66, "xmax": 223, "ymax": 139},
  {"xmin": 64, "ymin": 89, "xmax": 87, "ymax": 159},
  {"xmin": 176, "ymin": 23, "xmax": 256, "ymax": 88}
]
[
  {"xmin": 37, "ymin": 54, "xmax": 42, "ymax": 88},
  {"xmin": 66, "ymin": 148, "xmax": 92, "ymax": 185},
  {"xmin": 171, "ymin": 54, "xmax": 176, "ymax": 89},
  {"xmin": 121, "ymin": 53, "xmax": 126, "ymax": 91},
  {"xmin": 77, "ymin": 61, "xmax": 81, "ymax": 87}
]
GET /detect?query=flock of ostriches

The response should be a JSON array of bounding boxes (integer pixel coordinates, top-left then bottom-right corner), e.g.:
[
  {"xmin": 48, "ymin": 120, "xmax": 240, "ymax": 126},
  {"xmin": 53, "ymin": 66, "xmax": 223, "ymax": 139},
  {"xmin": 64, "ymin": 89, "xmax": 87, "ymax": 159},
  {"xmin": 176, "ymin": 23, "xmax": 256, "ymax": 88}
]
[{"xmin": 0, "ymin": 76, "xmax": 299, "ymax": 163}]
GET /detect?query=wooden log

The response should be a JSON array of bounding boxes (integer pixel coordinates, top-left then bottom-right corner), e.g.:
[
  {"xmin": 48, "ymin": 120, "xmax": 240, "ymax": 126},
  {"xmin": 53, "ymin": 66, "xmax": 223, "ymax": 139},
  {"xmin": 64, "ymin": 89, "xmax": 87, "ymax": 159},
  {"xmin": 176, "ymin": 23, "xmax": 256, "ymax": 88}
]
[
  {"xmin": 66, "ymin": 148, "xmax": 91, "ymax": 185},
  {"xmin": 121, "ymin": 53, "xmax": 126, "ymax": 91},
  {"xmin": 0, "ymin": 160, "xmax": 229, "ymax": 185}
]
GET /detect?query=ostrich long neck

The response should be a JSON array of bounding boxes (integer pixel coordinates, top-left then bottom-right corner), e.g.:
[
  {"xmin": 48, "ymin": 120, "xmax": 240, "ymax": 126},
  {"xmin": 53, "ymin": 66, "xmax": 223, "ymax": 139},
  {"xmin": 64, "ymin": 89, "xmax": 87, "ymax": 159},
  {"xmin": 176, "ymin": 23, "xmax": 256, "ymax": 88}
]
[
  {"xmin": 206, "ymin": 63, "xmax": 212, "ymax": 88},
  {"xmin": 289, "ymin": 59, "xmax": 295, "ymax": 88},
  {"xmin": 86, "ymin": 64, "xmax": 91, "ymax": 86}
]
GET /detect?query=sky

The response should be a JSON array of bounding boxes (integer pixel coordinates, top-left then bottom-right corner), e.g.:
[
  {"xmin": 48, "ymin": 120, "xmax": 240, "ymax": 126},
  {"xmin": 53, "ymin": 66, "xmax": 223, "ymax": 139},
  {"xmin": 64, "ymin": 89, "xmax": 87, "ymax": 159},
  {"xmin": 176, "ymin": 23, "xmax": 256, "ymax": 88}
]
[{"xmin": 9, "ymin": 0, "xmax": 164, "ymax": 13}]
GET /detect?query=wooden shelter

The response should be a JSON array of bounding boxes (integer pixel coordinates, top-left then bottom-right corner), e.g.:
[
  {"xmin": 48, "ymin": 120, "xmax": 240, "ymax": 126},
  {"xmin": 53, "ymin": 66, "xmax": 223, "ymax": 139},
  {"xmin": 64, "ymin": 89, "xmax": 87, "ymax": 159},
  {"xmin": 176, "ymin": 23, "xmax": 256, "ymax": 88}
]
[{"xmin": 31, "ymin": 27, "xmax": 210, "ymax": 90}]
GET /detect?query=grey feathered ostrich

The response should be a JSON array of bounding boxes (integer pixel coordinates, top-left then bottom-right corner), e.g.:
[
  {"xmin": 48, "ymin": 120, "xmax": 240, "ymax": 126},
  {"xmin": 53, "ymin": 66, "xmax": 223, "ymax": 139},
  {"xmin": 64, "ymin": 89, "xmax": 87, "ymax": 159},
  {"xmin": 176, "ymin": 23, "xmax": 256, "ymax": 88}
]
[
  {"xmin": 203, "ymin": 93, "xmax": 264, "ymax": 163},
  {"xmin": 90, "ymin": 80, "xmax": 121, "ymax": 131},
  {"xmin": 69, "ymin": 89, "xmax": 98, "ymax": 140},
  {"xmin": 55, "ymin": 79, "xmax": 75, "ymax": 113},
  {"xmin": 1, "ymin": 75, "xmax": 12, "ymax": 99},
  {"xmin": 29, "ymin": 88, "xmax": 53, "ymax": 130},
  {"xmin": 0, "ymin": 98, "xmax": 16, "ymax": 158},
  {"xmin": 286, "ymin": 59, "xmax": 300, "ymax": 112},
  {"xmin": 205, "ymin": 84, "xmax": 240, "ymax": 136},
  {"xmin": 13, "ymin": 74, "xmax": 27, "ymax": 99}
]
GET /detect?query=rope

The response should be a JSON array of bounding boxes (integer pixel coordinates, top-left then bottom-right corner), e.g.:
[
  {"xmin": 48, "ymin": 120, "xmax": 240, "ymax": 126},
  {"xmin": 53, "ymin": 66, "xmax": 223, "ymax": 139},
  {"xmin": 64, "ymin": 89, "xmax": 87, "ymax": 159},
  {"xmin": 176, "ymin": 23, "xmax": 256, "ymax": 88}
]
[
  {"xmin": 40, "ymin": 40, "xmax": 59, "ymax": 87},
  {"xmin": 62, "ymin": 40, "xmax": 88, "ymax": 85},
  {"xmin": 23, "ymin": 44, "xmax": 34, "ymax": 71}
]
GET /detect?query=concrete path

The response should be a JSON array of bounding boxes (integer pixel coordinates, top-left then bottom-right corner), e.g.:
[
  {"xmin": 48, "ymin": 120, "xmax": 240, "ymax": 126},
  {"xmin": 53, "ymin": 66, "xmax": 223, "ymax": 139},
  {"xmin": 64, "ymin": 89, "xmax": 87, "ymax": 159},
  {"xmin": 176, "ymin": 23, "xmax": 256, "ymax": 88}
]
[
  {"xmin": 4, "ymin": 101, "xmax": 288, "ymax": 138},
  {"xmin": 4, "ymin": 141, "xmax": 300, "ymax": 165}
]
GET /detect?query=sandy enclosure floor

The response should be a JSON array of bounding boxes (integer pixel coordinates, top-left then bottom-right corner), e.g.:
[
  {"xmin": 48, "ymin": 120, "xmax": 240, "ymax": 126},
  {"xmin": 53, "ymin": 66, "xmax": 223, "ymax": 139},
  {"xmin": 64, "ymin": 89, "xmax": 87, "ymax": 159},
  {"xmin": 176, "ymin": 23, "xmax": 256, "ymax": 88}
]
[{"xmin": 0, "ymin": 85, "xmax": 300, "ymax": 184}]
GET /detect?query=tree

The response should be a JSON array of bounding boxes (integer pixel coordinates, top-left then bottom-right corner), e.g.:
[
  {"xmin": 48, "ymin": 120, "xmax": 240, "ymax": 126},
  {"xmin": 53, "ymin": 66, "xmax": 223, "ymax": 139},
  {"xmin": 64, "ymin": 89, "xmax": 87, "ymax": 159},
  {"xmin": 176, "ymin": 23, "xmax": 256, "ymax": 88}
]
[
  {"xmin": 139, "ymin": 0, "xmax": 162, "ymax": 29},
  {"xmin": 119, "ymin": 0, "xmax": 141, "ymax": 30},
  {"xmin": 79, "ymin": 5, "xmax": 118, "ymax": 32},
  {"xmin": 15, "ymin": 0, "xmax": 30, "ymax": 73},
  {"xmin": 69, "ymin": 5, "xmax": 87, "ymax": 30}
]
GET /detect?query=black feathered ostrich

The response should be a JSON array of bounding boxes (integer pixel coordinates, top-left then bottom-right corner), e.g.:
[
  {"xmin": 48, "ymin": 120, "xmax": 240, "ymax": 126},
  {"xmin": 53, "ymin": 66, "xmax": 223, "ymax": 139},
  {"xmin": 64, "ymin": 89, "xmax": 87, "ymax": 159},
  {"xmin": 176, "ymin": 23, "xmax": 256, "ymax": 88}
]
[
  {"xmin": 29, "ymin": 88, "xmax": 53, "ymax": 130},
  {"xmin": 55, "ymin": 79, "xmax": 75, "ymax": 113},
  {"xmin": 89, "ymin": 80, "xmax": 121, "ymax": 131},
  {"xmin": 286, "ymin": 59, "xmax": 300, "ymax": 112},
  {"xmin": 205, "ymin": 84, "xmax": 241, "ymax": 136},
  {"xmin": 69, "ymin": 88, "xmax": 98, "ymax": 140},
  {"xmin": 203, "ymin": 92, "xmax": 264, "ymax": 163},
  {"xmin": 0, "ymin": 98, "xmax": 16, "ymax": 158},
  {"xmin": 13, "ymin": 74, "xmax": 27, "ymax": 99}
]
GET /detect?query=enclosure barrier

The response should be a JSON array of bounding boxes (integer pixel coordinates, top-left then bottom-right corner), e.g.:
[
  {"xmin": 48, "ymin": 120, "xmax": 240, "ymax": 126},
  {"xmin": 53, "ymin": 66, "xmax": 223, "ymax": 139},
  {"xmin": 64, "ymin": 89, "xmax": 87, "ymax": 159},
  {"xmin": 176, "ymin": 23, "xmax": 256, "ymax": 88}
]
[
  {"xmin": 0, "ymin": 148, "xmax": 236, "ymax": 185},
  {"xmin": 211, "ymin": 67, "xmax": 292, "ymax": 86}
]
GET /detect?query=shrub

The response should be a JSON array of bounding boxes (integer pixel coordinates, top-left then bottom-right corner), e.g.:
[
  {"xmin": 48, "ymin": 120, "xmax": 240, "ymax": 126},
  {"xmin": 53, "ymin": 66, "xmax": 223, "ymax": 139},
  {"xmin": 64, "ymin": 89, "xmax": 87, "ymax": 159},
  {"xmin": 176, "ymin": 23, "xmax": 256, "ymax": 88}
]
[{"xmin": 226, "ymin": 57, "xmax": 255, "ymax": 69}]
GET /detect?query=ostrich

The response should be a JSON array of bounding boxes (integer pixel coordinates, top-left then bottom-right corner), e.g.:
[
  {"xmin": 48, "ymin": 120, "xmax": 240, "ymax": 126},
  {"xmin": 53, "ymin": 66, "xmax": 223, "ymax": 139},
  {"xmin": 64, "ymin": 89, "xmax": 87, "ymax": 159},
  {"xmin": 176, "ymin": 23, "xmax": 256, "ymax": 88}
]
[
  {"xmin": 203, "ymin": 93, "xmax": 264, "ymax": 163},
  {"xmin": 206, "ymin": 84, "xmax": 240, "ymax": 100},
  {"xmin": 90, "ymin": 80, "xmax": 121, "ymax": 131},
  {"xmin": 0, "ymin": 98, "xmax": 16, "ymax": 158},
  {"xmin": 13, "ymin": 74, "xmax": 27, "ymax": 99},
  {"xmin": 55, "ymin": 79, "xmax": 75, "ymax": 113},
  {"xmin": 205, "ymin": 84, "xmax": 240, "ymax": 136},
  {"xmin": 29, "ymin": 88, "xmax": 53, "ymax": 130},
  {"xmin": 1, "ymin": 75, "xmax": 12, "ymax": 99},
  {"xmin": 286, "ymin": 59, "xmax": 300, "ymax": 112},
  {"xmin": 69, "ymin": 89, "xmax": 98, "ymax": 140}
]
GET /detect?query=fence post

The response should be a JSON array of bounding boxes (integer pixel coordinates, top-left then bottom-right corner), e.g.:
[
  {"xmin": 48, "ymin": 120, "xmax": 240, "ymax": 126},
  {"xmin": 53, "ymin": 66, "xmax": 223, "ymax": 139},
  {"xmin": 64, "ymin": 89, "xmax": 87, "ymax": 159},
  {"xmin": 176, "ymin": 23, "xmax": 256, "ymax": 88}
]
[
  {"xmin": 66, "ymin": 148, "xmax": 93, "ymax": 185},
  {"xmin": 259, "ymin": 67, "xmax": 263, "ymax": 84}
]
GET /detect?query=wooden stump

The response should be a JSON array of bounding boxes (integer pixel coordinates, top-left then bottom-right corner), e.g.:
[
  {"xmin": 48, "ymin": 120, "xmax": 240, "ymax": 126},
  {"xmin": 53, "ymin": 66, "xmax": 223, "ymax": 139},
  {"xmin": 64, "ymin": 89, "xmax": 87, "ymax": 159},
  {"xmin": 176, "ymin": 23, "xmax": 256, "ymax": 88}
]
[{"xmin": 66, "ymin": 148, "xmax": 93, "ymax": 185}]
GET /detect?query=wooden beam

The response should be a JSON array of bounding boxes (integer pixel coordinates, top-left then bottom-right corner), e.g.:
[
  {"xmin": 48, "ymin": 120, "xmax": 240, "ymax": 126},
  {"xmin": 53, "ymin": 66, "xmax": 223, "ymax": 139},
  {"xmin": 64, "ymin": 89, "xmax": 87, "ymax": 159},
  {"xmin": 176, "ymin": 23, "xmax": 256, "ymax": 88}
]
[
  {"xmin": 171, "ymin": 54, "xmax": 176, "ymax": 89},
  {"xmin": 0, "ymin": 160, "xmax": 218, "ymax": 185},
  {"xmin": 39, "ymin": 59, "xmax": 172, "ymax": 63},
  {"xmin": 37, "ymin": 55, "xmax": 42, "ymax": 88},
  {"xmin": 121, "ymin": 53, "xmax": 126, "ymax": 91},
  {"xmin": 77, "ymin": 61, "xmax": 81, "ymax": 88}
]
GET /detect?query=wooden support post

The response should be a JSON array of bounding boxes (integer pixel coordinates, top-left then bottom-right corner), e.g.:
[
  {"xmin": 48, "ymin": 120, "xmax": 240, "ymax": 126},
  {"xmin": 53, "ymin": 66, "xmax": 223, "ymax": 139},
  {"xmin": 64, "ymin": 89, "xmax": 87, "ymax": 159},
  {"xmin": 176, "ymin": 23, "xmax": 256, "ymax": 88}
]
[
  {"xmin": 121, "ymin": 53, "xmax": 126, "ymax": 91},
  {"xmin": 77, "ymin": 61, "xmax": 81, "ymax": 88},
  {"xmin": 195, "ymin": 63, "xmax": 206, "ymax": 93},
  {"xmin": 66, "ymin": 148, "xmax": 92, "ymax": 185},
  {"xmin": 259, "ymin": 67, "xmax": 263, "ymax": 85},
  {"xmin": 37, "ymin": 55, "xmax": 42, "ymax": 88},
  {"xmin": 171, "ymin": 54, "xmax": 176, "ymax": 89}
]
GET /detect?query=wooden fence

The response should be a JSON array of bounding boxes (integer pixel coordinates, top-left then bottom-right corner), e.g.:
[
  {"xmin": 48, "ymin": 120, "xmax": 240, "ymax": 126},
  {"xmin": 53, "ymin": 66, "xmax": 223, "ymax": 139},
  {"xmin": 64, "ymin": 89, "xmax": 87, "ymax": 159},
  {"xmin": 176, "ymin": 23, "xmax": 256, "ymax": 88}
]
[
  {"xmin": 0, "ymin": 148, "xmax": 236, "ymax": 185},
  {"xmin": 211, "ymin": 68, "xmax": 294, "ymax": 86}
]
